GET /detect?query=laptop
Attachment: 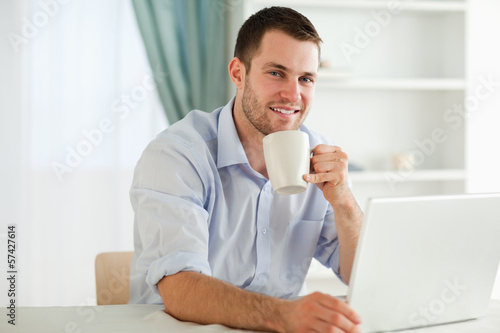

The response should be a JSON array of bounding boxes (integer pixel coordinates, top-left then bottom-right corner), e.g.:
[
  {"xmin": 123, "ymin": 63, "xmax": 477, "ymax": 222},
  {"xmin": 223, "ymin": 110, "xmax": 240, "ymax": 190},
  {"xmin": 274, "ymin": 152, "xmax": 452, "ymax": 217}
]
[{"xmin": 347, "ymin": 193, "xmax": 500, "ymax": 332}]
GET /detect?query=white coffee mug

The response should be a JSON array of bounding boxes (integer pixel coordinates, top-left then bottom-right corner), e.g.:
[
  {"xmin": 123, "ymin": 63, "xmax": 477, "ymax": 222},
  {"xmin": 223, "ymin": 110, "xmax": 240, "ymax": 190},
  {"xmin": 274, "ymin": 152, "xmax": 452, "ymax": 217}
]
[{"xmin": 263, "ymin": 130, "xmax": 311, "ymax": 195}]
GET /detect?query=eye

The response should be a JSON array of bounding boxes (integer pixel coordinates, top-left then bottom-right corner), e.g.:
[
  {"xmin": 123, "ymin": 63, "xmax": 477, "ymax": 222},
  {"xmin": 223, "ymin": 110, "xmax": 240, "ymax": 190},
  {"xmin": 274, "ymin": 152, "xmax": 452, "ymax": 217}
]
[
  {"xmin": 269, "ymin": 71, "xmax": 281, "ymax": 77},
  {"xmin": 300, "ymin": 77, "xmax": 313, "ymax": 83}
]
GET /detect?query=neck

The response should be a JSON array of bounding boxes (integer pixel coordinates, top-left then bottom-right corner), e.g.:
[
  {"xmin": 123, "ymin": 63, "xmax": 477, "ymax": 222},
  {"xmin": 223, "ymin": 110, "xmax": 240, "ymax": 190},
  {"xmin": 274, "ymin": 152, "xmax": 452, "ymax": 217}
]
[{"xmin": 232, "ymin": 100, "xmax": 269, "ymax": 179}]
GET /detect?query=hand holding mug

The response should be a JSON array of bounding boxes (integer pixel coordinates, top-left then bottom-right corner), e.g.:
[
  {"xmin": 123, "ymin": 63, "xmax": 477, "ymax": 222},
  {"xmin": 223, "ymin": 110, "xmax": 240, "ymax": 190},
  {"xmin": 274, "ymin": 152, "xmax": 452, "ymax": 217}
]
[{"xmin": 305, "ymin": 144, "xmax": 350, "ymax": 205}]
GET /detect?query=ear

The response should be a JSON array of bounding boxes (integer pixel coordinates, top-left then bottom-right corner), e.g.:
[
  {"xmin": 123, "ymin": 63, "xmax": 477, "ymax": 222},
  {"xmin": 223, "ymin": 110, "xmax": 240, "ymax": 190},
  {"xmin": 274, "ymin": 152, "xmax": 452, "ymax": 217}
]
[{"xmin": 228, "ymin": 57, "xmax": 245, "ymax": 89}]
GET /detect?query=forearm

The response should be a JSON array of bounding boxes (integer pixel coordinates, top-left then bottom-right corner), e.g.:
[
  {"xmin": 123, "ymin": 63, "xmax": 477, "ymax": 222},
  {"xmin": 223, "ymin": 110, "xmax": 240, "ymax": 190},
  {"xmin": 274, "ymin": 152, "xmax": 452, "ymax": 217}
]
[
  {"xmin": 331, "ymin": 190, "xmax": 363, "ymax": 284},
  {"xmin": 306, "ymin": 144, "xmax": 363, "ymax": 284},
  {"xmin": 158, "ymin": 271, "xmax": 285, "ymax": 332}
]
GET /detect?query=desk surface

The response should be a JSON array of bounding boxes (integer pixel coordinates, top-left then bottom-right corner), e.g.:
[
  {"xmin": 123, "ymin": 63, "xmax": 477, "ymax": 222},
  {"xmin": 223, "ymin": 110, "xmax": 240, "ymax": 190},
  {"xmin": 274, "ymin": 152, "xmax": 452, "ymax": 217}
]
[{"xmin": 3, "ymin": 299, "xmax": 500, "ymax": 333}]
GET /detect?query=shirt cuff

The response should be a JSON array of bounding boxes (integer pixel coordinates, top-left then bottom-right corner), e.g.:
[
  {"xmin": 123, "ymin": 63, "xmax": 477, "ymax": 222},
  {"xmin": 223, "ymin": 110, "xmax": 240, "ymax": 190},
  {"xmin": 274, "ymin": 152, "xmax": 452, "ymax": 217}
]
[{"xmin": 145, "ymin": 252, "xmax": 212, "ymax": 294}]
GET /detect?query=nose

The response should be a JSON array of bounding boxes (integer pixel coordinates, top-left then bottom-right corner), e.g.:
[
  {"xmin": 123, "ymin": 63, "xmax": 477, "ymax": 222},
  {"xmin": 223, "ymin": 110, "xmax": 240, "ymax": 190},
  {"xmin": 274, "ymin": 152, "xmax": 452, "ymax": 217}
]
[{"xmin": 280, "ymin": 79, "xmax": 301, "ymax": 103}]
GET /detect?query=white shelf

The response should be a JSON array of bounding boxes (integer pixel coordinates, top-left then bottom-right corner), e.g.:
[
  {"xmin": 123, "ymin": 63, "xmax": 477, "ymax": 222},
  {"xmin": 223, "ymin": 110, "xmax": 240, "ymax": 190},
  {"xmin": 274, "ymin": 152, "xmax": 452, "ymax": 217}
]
[
  {"xmin": 317, "ymin": 76, "xmax": 466, "ymax": 91},
  {"xmin": 252, "ymin": 0, "xmax": 466, "ymax": 12},
  {"xmin": 349, "ymin": 169, "xmax": 466, "ymax": 182}
]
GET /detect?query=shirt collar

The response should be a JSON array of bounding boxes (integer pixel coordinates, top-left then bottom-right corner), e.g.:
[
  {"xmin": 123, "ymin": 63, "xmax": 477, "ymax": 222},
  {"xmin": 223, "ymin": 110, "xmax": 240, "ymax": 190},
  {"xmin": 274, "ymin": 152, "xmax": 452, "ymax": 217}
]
[{"xmin": 217, "ymin": 97, "xmax": 250, "ymax": 169}]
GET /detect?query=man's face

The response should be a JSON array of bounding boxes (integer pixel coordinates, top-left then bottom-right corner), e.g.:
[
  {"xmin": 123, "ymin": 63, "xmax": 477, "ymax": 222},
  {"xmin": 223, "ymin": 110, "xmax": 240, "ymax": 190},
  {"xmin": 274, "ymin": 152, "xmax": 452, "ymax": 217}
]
[{"xmin": 239, "ymin": 30, "xmax": 319, "ymax": 136}]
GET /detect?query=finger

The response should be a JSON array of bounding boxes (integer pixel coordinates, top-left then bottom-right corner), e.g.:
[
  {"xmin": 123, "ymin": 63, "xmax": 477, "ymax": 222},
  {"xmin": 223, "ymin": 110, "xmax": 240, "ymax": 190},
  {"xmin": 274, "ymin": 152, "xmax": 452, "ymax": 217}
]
[
  {"xmin": 312, "ymin": 160, "xmax": 346, "ymax": 175},
  {"xmin": 318, "ymin": 297, "xmax": 362, "ymax": 325},
  {"xmin": 304, "ymin": 172, "xmax": 344, "ymax": 185},
  {"xmin": 310, "ymin": 320, "xmax": 350, "ymax": 333},
  {"xmin": 326, "ymin": 313, "xmax": 362, "ymax": 333},
  {"xmin": 311, "ymin": 151, "xmax": 348, "ymax": 163},
  {"xmin": 306, "ymin": 303, "xmax": 360, "ymax": 333},
  {"xmin": 312, "ymin": 144, "xmax": 343, "ymax": 155}
]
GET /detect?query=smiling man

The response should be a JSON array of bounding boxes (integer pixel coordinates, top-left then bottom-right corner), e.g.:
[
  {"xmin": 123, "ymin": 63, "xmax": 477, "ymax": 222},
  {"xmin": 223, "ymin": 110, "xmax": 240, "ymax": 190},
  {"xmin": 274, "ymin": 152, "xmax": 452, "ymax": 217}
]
[{"xmin": 129, "ymin": 6, "xmax": 363, "ymax": 333}]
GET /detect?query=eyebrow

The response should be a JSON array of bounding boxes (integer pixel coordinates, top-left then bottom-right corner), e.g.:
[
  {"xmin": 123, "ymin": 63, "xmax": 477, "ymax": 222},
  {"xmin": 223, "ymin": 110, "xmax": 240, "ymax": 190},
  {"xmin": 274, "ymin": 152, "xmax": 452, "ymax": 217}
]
[{"xmin": 262, "ymin": 62, "xmax": 317, "ymax": 78}]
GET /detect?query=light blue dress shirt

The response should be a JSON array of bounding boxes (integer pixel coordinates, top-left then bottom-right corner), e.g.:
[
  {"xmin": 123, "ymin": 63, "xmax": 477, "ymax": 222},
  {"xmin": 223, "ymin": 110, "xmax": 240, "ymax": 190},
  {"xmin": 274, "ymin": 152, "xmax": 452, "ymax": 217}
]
[{"xmin": 128, "ymin": 97, "xmax": 344, "ymax": 304}]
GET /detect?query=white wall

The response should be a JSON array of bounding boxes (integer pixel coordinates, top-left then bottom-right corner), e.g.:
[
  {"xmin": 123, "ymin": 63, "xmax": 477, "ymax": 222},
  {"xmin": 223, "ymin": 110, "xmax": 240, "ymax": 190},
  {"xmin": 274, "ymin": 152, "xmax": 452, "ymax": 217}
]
[
  {"xmin": 466, "ymin": 0, "xmax": 500, "ymax": 300},
  {"xmin": 466, "ymin": 2, "xmax": 500, "ymax": 192}
]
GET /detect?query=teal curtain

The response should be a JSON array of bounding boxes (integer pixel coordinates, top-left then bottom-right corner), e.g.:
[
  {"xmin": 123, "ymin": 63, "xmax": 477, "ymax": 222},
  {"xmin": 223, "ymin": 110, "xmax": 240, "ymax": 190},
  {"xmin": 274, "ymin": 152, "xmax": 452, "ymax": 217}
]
[{"xmin": 132, "ymin": 0, "xmax": 231, "ymax": 124}]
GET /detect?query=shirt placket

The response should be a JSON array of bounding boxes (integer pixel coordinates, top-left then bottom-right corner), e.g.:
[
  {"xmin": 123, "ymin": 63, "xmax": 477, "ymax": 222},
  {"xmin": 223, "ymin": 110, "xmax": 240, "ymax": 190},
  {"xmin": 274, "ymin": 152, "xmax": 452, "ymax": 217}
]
[{"xmin": 247, "ymin": 181, "xmax": 273, "ymax": 291}]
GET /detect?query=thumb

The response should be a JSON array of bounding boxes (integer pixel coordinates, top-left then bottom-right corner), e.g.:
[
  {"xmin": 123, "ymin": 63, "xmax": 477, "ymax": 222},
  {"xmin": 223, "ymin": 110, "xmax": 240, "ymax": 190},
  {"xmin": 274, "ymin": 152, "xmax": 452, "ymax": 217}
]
[{"xmin": 304, "ymin": 174, "xmax": 321, "ymax": 184}]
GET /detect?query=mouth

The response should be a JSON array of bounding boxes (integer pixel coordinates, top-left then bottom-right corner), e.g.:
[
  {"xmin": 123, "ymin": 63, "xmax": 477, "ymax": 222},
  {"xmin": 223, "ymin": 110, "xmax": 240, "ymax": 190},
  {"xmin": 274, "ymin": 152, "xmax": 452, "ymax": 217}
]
[{"xmin": 269, "ymin": 106, "xmax": 300, "ymax": 115}]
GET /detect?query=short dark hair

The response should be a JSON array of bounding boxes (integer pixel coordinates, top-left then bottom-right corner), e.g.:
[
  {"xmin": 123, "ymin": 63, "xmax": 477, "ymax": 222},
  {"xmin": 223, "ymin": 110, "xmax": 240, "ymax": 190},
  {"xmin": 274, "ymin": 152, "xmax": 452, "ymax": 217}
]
[{"xmin": 234, "ymin": 6, "xmax": 322, "ymax": 72}]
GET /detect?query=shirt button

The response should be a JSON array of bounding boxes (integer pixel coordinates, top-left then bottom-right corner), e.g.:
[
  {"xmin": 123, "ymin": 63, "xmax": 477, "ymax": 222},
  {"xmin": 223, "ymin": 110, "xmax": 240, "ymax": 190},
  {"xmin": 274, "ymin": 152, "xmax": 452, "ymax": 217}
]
[{"xmin": 262, "ymin": 228, "xmax": 267, "ymax": 235}]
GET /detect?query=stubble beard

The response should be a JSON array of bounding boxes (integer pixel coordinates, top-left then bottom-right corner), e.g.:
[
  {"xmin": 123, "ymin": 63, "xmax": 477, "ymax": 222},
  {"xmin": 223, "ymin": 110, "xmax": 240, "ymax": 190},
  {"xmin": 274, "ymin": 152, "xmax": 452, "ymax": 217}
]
[{"xmin": 241, "ymin": 78, "xmax": 306, "ymax": 136}]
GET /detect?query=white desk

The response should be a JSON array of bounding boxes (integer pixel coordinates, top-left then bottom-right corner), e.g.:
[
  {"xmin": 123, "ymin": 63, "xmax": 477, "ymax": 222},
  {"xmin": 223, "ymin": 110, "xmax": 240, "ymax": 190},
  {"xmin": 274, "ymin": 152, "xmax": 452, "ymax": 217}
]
[{"xmin": 3, "ymin": 300, "xmax": 500, "ymax": 333}]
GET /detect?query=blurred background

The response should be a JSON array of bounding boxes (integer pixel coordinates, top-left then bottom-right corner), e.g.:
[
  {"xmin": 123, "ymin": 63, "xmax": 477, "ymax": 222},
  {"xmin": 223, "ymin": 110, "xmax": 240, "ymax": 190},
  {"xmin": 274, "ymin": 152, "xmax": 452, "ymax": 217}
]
[{"xmin": 1, "ymin": 0, "xmax": 500, "ymax": 306}]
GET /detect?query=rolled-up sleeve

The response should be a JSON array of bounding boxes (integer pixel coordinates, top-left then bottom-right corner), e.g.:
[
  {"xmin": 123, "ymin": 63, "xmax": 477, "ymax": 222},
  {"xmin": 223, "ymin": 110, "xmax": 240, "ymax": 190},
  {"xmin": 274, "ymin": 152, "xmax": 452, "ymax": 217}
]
[
  {"xmin": 314, "ymin": 207, "xmax": 343, "ymax": 283},
  {"xmin": 130, "ymin": 135, "xmax": 214, "ymax": 295}
]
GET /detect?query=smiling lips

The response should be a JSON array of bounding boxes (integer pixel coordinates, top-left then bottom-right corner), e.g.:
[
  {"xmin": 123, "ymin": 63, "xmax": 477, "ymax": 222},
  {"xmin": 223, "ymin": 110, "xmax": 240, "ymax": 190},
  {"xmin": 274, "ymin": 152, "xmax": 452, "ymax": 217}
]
[{"xmin": 270, "ymin": 106, "xmax": 299, "ymax": 115}]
